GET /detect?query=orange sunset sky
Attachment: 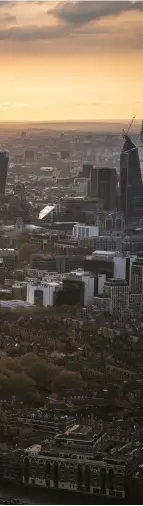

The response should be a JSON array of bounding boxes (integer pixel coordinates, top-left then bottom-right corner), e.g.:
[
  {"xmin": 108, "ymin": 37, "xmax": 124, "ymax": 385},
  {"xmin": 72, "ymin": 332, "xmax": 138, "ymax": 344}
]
[{"xmin": 0, "ymin": 0, "xmax": 143, "ymax": 122}]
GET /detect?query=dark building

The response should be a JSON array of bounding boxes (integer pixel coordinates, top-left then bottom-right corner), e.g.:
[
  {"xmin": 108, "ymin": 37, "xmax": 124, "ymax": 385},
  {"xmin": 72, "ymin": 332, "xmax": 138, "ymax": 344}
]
[
  {"xmin": 54, "ymin": 277, "xmax": 84, "ymax": 307},
  {"xmin": 78, "ymin": 163, "xmax": 93, "ymax": 179},
  {"xmin": 25, "ymin": 150, "xmax": 34, "ymax": 161},
  {"xmin": 89, "ymin": 167, "xmax": 117, "ymax": 210},
  {"xmin": 120, "ymin": 134, "xmax": 143, "ymax": 222},
  {"xmin": 0, "ymin": 150, "xmax": 9, "ymax": 195},
  {"xmin": 31, "ymin": 254, "xmax": 85, "ymax": 273},
  {"xmin": 60, "ymin": 150, "xmax": 70, "ymax": 159}
]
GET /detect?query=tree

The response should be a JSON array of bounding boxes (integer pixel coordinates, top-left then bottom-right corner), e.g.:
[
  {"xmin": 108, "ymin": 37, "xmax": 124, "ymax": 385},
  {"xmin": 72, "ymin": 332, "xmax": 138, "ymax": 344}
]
[
  {"xmin": 52, "ymin": 370, "xmax": 84, "ymax": 393},
  {"xmin": 19, "ymin": 243, "xmax": 38, "ymax": 263}
]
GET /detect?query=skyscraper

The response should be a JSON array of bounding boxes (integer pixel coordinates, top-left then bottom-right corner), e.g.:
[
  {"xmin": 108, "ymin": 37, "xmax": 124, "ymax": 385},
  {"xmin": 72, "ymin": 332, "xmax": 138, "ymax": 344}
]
[
  {"xmin": 120, "ymin": 134, "xmax": 143, "ymax": 222},
  {"xmin": 89, "ymin": 167, "xmax": 117, "ymax": 210},
  {"xmin": 0, "ymin": 150, "xmax": 9, "ymax": 195},
  {"xmin": 138, "ymin": 120, "xmax": 143, "ymax": 177}
]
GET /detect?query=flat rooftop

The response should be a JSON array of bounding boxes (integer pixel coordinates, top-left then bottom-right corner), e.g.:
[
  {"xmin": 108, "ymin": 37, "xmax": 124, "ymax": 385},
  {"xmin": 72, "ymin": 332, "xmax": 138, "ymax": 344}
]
[{"xmin": 55, "ymin": 424, "xmax": 103, "ymax": 442}]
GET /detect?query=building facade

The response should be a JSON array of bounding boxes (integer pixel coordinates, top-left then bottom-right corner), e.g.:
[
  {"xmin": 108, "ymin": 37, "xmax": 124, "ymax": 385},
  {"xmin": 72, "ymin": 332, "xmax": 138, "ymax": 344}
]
[
  {"xmin": 120, "ymin": 134, "xmax": 143, "ymax": 222},
  {"xmin": 22, "ymin": 424, "xmax": 139, "ymax": 499},
  {"xmin": 0, "ymin": 150, "xmax": 9, "ymax": 194},
  {"xmin": 72, "ymin": 224, "xmax": 99, "ymax": 240},
  {"xmin": 104, "ymin": 279, "xmax": 129, "ymax": 316},
  {"xmin": 89, "ymin": 167, "xmax": 117, "ymax": 210}
]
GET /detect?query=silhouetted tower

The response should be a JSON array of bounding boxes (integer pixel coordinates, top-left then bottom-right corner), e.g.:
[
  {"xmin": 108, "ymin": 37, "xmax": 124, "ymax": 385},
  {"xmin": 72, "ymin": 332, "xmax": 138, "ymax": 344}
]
[
  {"xmin": 138, "ymin": 119, "xmax": 143, "ymax": 177},
  {"xmin": 0, "ymin": 150, "xmax": 9, "ymax": 195},
  {"xmin": 120, "ymin": 133, "xmax": 143, "ymax": 222}
]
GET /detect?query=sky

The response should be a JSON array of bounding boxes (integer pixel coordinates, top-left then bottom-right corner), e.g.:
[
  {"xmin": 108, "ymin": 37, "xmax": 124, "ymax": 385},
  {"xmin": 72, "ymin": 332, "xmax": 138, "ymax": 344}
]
[{"xmin": 0, "ymin": 0, "xmax": 143, "ymax": 122}]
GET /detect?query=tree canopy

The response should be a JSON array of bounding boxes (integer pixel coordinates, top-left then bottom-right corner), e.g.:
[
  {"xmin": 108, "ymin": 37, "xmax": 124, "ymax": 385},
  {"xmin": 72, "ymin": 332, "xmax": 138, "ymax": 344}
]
[{"xmin": 0, "ymin": 353, "xmax": 84, "ymax": 404}]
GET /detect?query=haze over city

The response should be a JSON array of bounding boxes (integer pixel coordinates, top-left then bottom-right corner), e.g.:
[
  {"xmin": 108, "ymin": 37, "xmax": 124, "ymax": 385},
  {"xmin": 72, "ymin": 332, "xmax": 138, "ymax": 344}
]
[
  {"xmin": 0, "ymin": 0, "xmax": 143, "ymax": 122},
  {"xmin": 0, "ymin": 2, "xmax": 143, "ymax": 505}
]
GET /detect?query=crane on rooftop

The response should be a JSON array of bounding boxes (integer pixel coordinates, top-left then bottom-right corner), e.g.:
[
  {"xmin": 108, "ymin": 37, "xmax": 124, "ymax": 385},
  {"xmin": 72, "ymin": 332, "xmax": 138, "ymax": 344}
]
[{"xmin": 122, "ymin": 115, "xmax": 136, "ymax": 137}]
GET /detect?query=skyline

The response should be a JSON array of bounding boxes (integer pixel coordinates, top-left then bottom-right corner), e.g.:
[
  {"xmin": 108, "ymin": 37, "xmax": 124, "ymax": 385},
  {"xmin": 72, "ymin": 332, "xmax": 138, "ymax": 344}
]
[{"xmin": 0, "ymin": 1, "xmax": 143, "ymax": 122}]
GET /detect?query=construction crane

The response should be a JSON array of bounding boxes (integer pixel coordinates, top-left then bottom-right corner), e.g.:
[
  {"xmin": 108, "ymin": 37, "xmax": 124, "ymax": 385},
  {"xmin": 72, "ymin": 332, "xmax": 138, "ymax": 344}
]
[{"xmin": 122, "ymin": 115, "xmax": 136, "ymax": 137}]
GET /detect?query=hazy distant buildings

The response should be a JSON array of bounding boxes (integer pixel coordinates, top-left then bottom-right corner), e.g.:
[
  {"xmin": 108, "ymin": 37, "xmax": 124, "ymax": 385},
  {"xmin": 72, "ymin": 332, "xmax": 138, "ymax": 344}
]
[
  {"xmin": 25, "ymin": 150, "xmax": 34, "ymax": 161},
  {"xmin": 0, "ymin": 150, "xmax": 9, "ymax": 195},
  {"xmin": 88, "ymin": 167, "xmax": 117, "ymax": 210},
  {"xmin": 120, "ymin": 134, "xmax": 143, "ymax": 222}
]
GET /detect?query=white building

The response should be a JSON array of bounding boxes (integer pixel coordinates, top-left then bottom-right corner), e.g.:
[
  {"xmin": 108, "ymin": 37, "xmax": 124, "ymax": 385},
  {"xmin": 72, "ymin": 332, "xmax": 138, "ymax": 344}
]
[
  {"xmin": 26, "ymin": 270, "xmax": 95, "ymax": 307},
  {"xmin": 72, "ymin": 224, "xmax": 99, "ymax": 240},
  {"xmin": 27, "ymin": 278, "xmax": 61, "ymax": 306}
]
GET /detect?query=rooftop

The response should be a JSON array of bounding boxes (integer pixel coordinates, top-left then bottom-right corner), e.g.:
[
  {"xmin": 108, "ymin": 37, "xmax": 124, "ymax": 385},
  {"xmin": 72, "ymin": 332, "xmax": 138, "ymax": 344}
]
[
  {"xmin": 39, "ymin": 205, "xmax": 55, "ymax": 220},
  {"xmin": 92, "ymin": 250, "xmax": 118, "ymax": 257}
]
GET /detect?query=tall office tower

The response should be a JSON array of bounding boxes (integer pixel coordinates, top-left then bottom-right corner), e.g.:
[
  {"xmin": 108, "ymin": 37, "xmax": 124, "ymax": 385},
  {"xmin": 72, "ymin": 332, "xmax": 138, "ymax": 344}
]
[
  {"xmin": 129, "ymin": 255, "xmax": 143, "ymax": 312},
  {"xmin": 104, "ymin": 278, "xmax": 129, "ymax": 316},
  {"xmin": 89, "ymin": 167, "xmax": 117, "ymax": 210},
  {"xmin": 138, "ymin": 120, "xmax": 143, "ymax": 177},
  {"xmin": 130, "ymin": 255, "xmax": 143, "ymax": 294},
  {"xmin": 0, "ymin": 150, "xmax": 9, "ymax": 195},
  {"xmin": 120, "ymin": 134, "xmax": 143, "ymax": 222}
]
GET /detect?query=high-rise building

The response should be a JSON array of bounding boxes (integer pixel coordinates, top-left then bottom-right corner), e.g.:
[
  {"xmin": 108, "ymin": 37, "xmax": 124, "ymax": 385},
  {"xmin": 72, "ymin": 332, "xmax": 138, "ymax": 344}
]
[
  {"xmin": 0, "ymin": 150, "xmax": 9, "ymax": 195},
  {"xmin": 104, "ymin": 278, "xmax": 129, "ymax": 316},
  {"xmin": 89, "ymin": 167, "xmax": 117, "ymax": 210},
  {"xmin": 129, "ymin": 254, "xmax": 143, "ymax": 312},
  {"xmin": 130, "ymin": 255, "xmax": 143, "ymax": 294},
  {"xmin": 138, "ymin": 120, "xmax": 143, "ymax": 177},
  {"xmin": 120, "ymin": 134, "xmax": 143, "ymax": 222}
]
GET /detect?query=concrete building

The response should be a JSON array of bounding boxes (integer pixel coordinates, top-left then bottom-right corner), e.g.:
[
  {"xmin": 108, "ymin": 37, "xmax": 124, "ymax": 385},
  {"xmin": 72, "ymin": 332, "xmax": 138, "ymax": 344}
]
[
  {"xmin": 27, "ymin": 277, "xmax": 61, "ymax": 306},
  {"xmin": 0, "ymin": 248, "xmax": 18, "ymax": 270},
  {"xmin": 104, "ymin": 279, "xmax": 129, "ymax": 316},
  {"xmin": 85, "ymin": 250, "xmax": 136, "ymax": 287},
  {"xmin": 129, "ymin": 255, "xmax": 143, "ymax": 311},
  {"xmin": 130, "ymin": 255, "xmax": 143, "ymax": 294},
  {"xmin": 26, "ymin": 269, "xmax": 95, "ymax": 307},
  {"xmin": 72, "ymin": 224, "xmax": 99, "ymax": 240},
  {"xmin": 22, "ymin": 424, "xmax": 139, "ymax": 499}
]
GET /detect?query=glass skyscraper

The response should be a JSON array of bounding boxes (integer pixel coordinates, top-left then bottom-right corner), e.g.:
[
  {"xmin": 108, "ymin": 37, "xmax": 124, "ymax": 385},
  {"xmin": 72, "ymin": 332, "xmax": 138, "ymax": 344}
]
[{"xmin": 120, "ymin": 134, "xmax": 143, "ymax": 222}]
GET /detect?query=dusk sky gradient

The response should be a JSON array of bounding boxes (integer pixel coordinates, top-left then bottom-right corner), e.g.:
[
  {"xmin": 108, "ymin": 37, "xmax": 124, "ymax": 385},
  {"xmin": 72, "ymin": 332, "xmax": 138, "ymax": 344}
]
[{"xmin": 0, "ymin": 0, "xmax": 143, "ymax": 121}]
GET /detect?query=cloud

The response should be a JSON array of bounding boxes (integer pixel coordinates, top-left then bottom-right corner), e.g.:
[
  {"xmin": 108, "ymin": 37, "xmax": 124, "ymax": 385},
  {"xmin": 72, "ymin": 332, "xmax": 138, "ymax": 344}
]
[
  {"xmin": 0, "ymin": 23, "xmax": 68, "ymax": 40},
  {"xmin": 50, "ymin": 1, "xmax": 143, "ymax": 26},
  {"xmin": 0, "ymin": 13, "xmax": 16, "ymax": 24},
  {"xmin": 0, "ymin": 2, "xmax": 15, "ymax": 7}
]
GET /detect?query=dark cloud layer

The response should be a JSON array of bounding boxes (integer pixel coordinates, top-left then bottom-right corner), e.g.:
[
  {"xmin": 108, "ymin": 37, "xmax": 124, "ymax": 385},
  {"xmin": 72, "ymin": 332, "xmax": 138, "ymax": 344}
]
[
  {"xmin": 50, "ymin": 1, "xmax": 143, "ymax": 25},
  {"xmin": 0, "ymin": 1, "xmax": 15, "ymax": 7},
  {"xmin": 0, "ymin": 0, "xmax": 142, "ymax": 54}
]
